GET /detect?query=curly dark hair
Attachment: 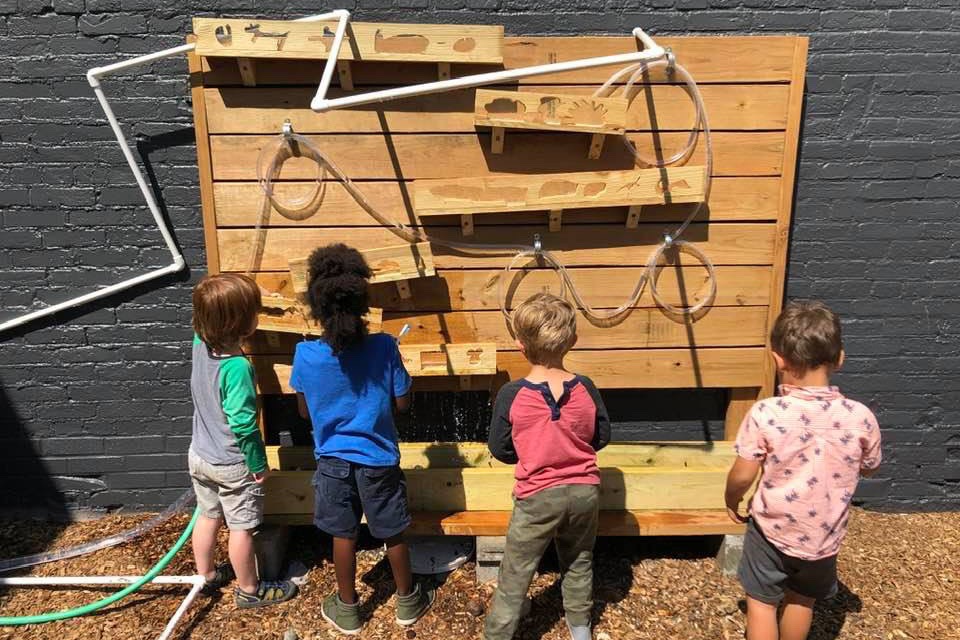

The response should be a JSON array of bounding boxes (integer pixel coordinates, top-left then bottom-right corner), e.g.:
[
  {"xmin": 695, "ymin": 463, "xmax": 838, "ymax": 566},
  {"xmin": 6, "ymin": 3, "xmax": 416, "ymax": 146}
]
[{"xmin": 306, "ymin": 243, "xmax": 372, "ymax": 354}]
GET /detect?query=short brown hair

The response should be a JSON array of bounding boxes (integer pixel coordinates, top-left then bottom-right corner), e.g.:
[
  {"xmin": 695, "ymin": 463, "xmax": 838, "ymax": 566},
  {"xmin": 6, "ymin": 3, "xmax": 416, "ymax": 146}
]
[
  {"xmin": 512, "ymin": 292, "xmax": 577, "ymax": 365},
  {"xmin": 192, "ymin": 273, "xmax": 261, "ymax": 353},
  {"xmin": 770, "ymin": 300, "xmax": 842, "ymax": 373}
]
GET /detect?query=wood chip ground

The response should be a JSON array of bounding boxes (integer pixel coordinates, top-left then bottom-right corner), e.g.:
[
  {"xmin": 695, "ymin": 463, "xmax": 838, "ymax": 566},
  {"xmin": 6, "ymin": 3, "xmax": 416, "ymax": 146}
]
[{"xmin": 0, "ymin": 509, "xmax": 956, "ymax": 639}]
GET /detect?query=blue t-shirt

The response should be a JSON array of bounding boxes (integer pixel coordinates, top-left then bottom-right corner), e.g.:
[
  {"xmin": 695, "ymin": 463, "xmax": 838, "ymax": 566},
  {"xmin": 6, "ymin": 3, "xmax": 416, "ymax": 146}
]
[{"xmin": 290, "ymin": 333, "xmax": 412, "ymax": 467}]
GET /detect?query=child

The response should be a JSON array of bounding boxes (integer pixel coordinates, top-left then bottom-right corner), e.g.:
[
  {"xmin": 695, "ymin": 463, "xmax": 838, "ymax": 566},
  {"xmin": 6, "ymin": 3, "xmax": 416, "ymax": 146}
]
[
  {"xmin": 188, "ymin": 273, "xmax": 298, "ymax": 607},
  {"xmin": 485, "ymin": 293, "xmax": 611, "ymax": 640},
  {"xmin": 725, "ymin": 300, "xmax": 882, "ymax": 640},
  {"xmin": 291, "ymin": 244, "xmax": 434, "ymax": 635}
]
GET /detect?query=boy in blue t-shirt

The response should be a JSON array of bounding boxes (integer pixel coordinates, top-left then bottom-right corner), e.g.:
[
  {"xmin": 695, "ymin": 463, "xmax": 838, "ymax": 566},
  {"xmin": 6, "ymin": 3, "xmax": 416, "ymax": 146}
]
[{"xmin": 290, "ymin": 244, "xmax": 434, "ymax": 635}]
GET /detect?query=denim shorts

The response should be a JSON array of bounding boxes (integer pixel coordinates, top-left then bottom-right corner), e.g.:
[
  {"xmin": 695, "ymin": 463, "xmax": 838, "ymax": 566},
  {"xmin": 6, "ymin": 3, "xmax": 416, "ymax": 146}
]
[
  {"xmin": 738, "ymin": 518, "xmax": 838, "ymax": 604},
  {"xmin": 188, "ymin": 449, "xmax": 264, "ymax": 531},
  {"xmin": 312, "ymin": 456, "xmax": 411, "ymax": 540}
]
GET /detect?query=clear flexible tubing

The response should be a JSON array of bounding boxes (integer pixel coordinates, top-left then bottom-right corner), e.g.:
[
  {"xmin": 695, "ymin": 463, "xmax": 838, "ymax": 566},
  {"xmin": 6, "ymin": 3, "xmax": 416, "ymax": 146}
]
[
  {"xmin": 0, "ymin": 506, "xmax": 200, "ymax": 626},
  {"xmin": 0, "ymin": 489, "xmax": 195, "ymax": 575},
  {"xmin": 254, "ymin": 58, "xmax": 717, "ymax": 323}
]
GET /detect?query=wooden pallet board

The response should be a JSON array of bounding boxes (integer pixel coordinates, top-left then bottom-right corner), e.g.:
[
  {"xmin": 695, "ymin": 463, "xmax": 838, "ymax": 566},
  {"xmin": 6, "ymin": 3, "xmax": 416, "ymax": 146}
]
[
  {"xmin": 194, "ymin": 18, "xmax": 504, "ymax": 63},
  {"xmin": 204, "ymin": 84, "xmax": 790, "ymax": 134},
  {"xmin": 213, "ymin": 176, "xmax": 780, "ymax": 227},
  {"xmin": 245, "ymin": 265, "xmax": 770, "ymax": 317},
  {"xmin": 265, "ymin": 466, "xmax": 730, "ymax": 512},
  {"xmin": 210, "ymin": 132, "xmax": 784, "ymax": 180},
  {"xmin": 474, "ymin": 89, "xmax": 629, "ymax": 134},
  {"xmin": 217, "ymin": 223, "xmax": 776, "ymax": 271},
  {"xmin": 255, "ymin": 346, "xmax": 766, "ymax": 393},
  {"xmin": 288, "ymin": 241, "xmax": 435, "ymax": 295},
  {"xmin": 200, "ymin": 36, "xmax": 799, "ymax": 85},
  {"xmin": 266, "ymin": 509, "xmax": 745, "ymax": 536},
  {"xmin": 266, "ymin": 441, "xmax": 735, "ymax": 471},
  {"xmin": 415, "ymin": 166, "xmax": 706, "ymax": 217},
  {"xmin": 257, "ymin": 294, "xmax": 383, "ymax": 335}
]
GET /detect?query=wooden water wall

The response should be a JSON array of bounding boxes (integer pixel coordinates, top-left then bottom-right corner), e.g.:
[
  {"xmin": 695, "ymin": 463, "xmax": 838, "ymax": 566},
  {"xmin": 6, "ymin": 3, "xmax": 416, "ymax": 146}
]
[{"xmin": 189, "ymin": 21, "xmax": 808, "ymax": 534}]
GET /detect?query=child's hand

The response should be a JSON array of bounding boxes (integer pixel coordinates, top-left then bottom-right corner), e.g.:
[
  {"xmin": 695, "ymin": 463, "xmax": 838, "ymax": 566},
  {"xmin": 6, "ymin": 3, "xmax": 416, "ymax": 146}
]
[
  {"xmin": 252, "ymin": 470, "xmax": 269, "ymax": 484},
  {"xmin": 725, "ymin": 501, "xmax": 748, "ymax": 524}
]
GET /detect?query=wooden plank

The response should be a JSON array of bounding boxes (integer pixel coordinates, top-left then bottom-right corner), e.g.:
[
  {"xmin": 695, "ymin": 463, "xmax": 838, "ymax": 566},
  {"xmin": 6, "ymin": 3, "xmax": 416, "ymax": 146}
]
[
  {"xmin": 264, "ymin": 466, "xmax": 730, "ymax": 512},
  {"xmin": 213, "ymin": 177, "xmax": 781, "ymax": 227},
  {"xmin": 762, "ymin": 38, "xmax": 809, "ymax": 397},
  {"xmin": 266, "ymin": 441, "xmax": 737, "ymax": 472},
  {"xmin": 248, "ymin": 265, "xmax": 772, "ymax": 313},
  {"xmin": 267, "ymin": 509, "xmax": 745, "ymax": 536},
  {"xmin": 187, "ymin": 42, "xmax": 220, "ymax": 274},
  {"xmin": 193, "ymin": 18, "xmax": 504, "ymax": 63},
  {"xmin": 204, "ymin": 84, "xmax": 789, "ymax": 134},
  {"xmin": 288, "ymin": 242, "xmax": 435, "ymax": 293},
  {"xmin": 414, "ymin": 166, "xmax": 706, "ymax": 217},
  {"xmin": 209, "ymin": 132, "xmax": 785, "ymax": 180},
  {"xmin": 217, "ymin": 224, "xmax": 776, "ymax": 271},
  {"xmin": 254, "ymin": 346, "xmax": 766, "ymax": 393},
  {"xmin": 200, "ymin": 36, "xmax": 798, "ymax": 85},
  {"xmin": 725, "ymin": 387, "xmax": 761, "ymax": 441},
  {"xmin": 474, "ymin": 89, "xmax": 628, "ymax": 134},
  {"xmin": 257, "ymin": 294, "xmax": 383, "ymax": 335},
  {"xmin": 400, "ymin": 342, "xmax": 497, "ymax": 376},
  {"xmin": 248, "ymin": 306, "xmax": 767, "ymax": 354}
]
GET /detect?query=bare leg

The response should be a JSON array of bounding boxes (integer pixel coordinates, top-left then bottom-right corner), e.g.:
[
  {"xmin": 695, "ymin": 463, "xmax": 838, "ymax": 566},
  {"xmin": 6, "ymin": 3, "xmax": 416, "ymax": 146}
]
[
  {"xmin": 746, "ymin": 595, "xmax": 780, "ymax": 640},
  {"xmin": 192, "ymin": 514, "xmax": 221, "ymax": 581},
  {"xmin": 779, "ymin": 590, "xmax": 815, "ymax": 640},
  {"xmin": 333, "ymin": 536, "xmax": 359, "ymax": 604},
  {"xmin": 228, "ymin": 528, "xmax": 259, "ymax": 594},
  {"xmin": 384, "ymin": 534, "xmax": 413, "ymax": 596}
]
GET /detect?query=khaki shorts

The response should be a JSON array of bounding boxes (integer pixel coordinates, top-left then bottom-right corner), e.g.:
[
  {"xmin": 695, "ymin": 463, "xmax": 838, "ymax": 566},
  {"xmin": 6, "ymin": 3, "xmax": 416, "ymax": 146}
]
[{"xmin": 188, "ymin": 449, "xmax": 264, "ymax": 531}]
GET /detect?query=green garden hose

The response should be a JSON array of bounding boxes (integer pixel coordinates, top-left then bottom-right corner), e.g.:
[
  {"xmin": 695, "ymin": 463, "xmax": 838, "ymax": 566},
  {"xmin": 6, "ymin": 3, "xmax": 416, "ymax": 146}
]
[{"xmin": 0, "ymin": 506, "xmax": 200, "ymax": 626}]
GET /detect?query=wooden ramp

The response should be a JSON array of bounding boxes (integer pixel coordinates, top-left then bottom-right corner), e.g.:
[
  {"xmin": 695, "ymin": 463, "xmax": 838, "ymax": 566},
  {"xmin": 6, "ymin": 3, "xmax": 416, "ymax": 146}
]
[{"xmin": 188, "ymin": 22, "xmax": 808, "ymax": 534}]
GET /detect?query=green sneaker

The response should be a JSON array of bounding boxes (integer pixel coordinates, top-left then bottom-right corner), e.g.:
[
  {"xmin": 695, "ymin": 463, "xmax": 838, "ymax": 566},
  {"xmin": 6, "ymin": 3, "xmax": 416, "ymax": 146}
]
[
  {"xmin": 234, "ymin": 579, "xmax": 298, "ymax": 609},
  {"xmin": 322, "ymin": 592, "xmax": 361, "ymax": 635},
  {"xmin": 396, "ymin": 582, "xmax": 436, "ymax": 626}
]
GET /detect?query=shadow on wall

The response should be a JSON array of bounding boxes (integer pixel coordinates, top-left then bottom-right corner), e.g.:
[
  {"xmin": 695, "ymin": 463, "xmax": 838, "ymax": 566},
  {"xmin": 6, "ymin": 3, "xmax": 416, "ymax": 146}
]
[{"xmin": 0, "ymin": 383, "xmax": 71, "ymax": 559}]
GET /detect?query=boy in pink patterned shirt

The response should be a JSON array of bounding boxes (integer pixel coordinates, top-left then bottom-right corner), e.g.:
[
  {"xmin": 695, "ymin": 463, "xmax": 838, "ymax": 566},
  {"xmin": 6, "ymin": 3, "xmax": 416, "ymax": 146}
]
[{"xmin": 725, "ymin": 301, "xmax": 882, "ymax": 640}]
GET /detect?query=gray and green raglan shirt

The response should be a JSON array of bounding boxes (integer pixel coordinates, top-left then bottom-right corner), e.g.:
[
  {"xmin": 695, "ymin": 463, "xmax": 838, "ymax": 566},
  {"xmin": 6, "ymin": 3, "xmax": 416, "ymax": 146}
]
[{"xmin": 189, "ymin": 335, "xmax": 267, "ymax": 474}]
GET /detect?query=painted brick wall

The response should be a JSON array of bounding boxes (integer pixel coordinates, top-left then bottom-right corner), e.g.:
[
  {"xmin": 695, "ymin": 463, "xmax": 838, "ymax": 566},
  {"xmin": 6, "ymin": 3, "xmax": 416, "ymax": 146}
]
[{"xmin": 1, "ymin": 1, "xmax": 957, "ymax": 513}]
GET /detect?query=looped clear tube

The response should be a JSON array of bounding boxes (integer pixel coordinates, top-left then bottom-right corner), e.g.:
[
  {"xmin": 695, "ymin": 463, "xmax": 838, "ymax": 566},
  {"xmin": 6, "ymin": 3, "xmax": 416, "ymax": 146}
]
[{"xmin": 645, "ymin": 239, "xmax": 718, "ymax": 316}]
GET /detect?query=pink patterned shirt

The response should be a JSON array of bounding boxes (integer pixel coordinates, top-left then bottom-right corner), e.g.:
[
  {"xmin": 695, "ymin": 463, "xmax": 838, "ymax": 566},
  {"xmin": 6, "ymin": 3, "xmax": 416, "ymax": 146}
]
[{"xmin": 735, "ymin": 385, "xmax": 882, "ymax": 560}]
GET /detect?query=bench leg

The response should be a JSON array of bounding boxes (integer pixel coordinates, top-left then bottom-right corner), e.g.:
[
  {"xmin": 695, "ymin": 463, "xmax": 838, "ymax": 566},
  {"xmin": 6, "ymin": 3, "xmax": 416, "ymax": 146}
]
[
  {"xmin": 476, "ymin": 536, "xmax": 506, "ymax": 584},
  {"xmin": 254, "ymin": 524, "xmax": 291, "ymax": 581},
  {"xmin": 716, "ymin": 533, "xmax": 744, "ymax": 578}
]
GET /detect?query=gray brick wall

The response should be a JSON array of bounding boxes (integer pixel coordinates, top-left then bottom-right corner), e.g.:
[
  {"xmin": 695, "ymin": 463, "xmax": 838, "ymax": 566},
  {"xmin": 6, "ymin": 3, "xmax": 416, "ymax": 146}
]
[{"xmin": 1, "ymin": 1, "xmax": 957, "ymax": 512}]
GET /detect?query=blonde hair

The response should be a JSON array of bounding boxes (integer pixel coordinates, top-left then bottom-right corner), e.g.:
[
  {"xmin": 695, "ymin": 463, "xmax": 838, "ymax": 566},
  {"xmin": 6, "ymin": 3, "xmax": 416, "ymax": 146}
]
[
  {"xmin": 192, "ymin": 273, "xmax": 261, "ymax": 353},
  {"xmin": 512, "ymin": 292, "xmax": 577, "ymax": 365}
]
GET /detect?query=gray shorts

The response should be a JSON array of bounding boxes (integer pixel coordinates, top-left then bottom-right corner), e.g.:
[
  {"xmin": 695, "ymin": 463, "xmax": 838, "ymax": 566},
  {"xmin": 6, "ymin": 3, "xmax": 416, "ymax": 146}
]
[
  {"xmin": 738, "ymin": 518, "xmax": 838, "ymax": 604},
  {"xmin": 188, "ymin": 449, "xmax": 264, "ymax": 531}
]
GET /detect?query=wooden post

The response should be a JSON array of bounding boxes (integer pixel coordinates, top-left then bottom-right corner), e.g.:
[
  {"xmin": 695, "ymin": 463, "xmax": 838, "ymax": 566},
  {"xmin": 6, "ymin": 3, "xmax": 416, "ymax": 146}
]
[
  {"xmin": 460, "ymin": 214, "xmax": 475, "ymax": 236},
  {"xmin": 186, "ymin": 40, "xmax": 221, "ymax": 275},
  {"xmin": 337, "ymin": 60, "xmax": 354, "ymax": 90},
  {"xmin": 237, "ymin": 57, "xmax": 257, "ymax": 86},
  {"xmin": 438, "ymin": 62, "xmax": 451, "ymax": 80},
  {"xmin": 396, "ymin": 280, "xmax": 412, "ymax": 299},
  {"xmin": 549, "ymin": 209, "xmax": 562, "ymax": 232},
  {"xmin": 491, "ymin": 126, "xmax": 505, "ymax": 154},
  {"xmin": 588, "ymin": 133, "xmax": 605, "ymax": 159},
  {"xmin": 626, "ymin": 205, "xmax": 642, "ymax": 228},
  {"xmin": 760, "ymin": 38, "xmax": 809, "ymax": 398}
]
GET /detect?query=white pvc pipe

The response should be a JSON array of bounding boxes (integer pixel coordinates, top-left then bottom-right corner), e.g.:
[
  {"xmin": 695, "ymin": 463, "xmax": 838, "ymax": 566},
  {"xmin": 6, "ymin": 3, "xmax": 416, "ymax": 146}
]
[
  {"xmin": 0, "ymin": 10, "xmax": 349, "ymax": 335},
  {"xmin": 0, "ymin": 575, "xmax": 205, "ymax": 640},
  {"xmin": 311, "ymin": 26, "xmax": 665, "ymax": 111}
]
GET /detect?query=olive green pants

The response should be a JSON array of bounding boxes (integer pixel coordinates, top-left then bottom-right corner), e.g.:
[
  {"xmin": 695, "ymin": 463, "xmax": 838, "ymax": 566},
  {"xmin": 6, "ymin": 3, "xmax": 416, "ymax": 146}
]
[{"xmin": 483, "ymin": 484, "xmax": 600, "ymax": 640}]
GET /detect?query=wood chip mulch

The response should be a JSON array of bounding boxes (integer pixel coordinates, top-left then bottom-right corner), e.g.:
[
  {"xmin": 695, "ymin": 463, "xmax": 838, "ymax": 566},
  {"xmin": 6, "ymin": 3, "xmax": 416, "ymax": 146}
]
[{"xmin": 0, "ymin": 508, "xmax": 956, "ymax": 640}]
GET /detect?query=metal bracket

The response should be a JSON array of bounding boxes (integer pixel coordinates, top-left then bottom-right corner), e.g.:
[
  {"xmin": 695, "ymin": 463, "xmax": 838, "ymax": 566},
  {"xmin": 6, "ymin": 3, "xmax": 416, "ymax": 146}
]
[
  {"xmin": 282, "ymin": 119, "xmax": 294, "ymax": 139},
  {"xmin": 663, "ymin": 232, "xmax": 674, "ymax": 248},
  {"xmin": 533, "ymin": 233, "xmax": 543, "ymax": 256},
  {"xmin": 665, "ymin": 47, "xmax": 676, "ymax": 75}
]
